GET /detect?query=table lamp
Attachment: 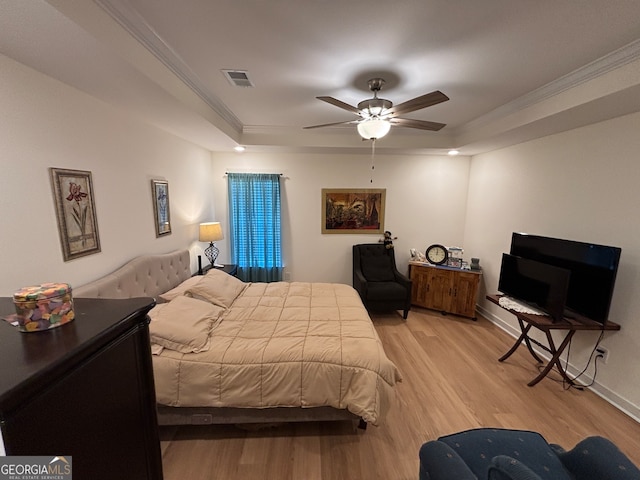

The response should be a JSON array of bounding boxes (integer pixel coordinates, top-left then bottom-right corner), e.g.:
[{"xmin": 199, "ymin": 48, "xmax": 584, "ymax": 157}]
[{"xmin": 199, "ymin": 222, "xmax": 224, "ymax": 268}]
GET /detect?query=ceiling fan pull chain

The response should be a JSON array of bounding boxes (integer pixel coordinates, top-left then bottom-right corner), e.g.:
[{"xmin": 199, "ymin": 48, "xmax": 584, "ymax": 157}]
[{"xmin": 370, "ymin": 139, "xmax": 376, "ymax": 184}]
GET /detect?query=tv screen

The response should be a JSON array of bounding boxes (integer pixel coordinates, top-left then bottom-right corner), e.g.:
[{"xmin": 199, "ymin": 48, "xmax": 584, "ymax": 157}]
[
  {"xmin": 510, "ymin": 233, "xmax": 621, "ymax": 323},
  {"xmin": 498, "ymin": 253, "xmax": 571, "ymax": 322}
]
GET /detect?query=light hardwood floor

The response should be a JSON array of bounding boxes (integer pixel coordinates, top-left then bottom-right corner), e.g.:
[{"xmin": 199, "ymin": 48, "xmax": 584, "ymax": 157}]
[{"xmin": 159, "ymin": 307, "xmax": 640, "ymax": 479}]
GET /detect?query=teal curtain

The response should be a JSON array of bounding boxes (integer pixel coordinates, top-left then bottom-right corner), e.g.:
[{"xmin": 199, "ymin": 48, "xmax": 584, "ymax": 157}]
[{"xmin": 227, "ymin": 173, "xmax": 283, "ymax": 282}]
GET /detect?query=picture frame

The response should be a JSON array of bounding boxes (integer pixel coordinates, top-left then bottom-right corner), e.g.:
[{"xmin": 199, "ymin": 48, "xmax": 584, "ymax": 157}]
[
  {"xmin": 49, "ymin": 167, "xmax": 101, "ymax": 261},
  {"xmin": 151, "ymin": 179, "xmax": 171, "ymax": 237},
  {"xmin": 322, "ymin": 188, "xmax": 386, "ymax": 234}
]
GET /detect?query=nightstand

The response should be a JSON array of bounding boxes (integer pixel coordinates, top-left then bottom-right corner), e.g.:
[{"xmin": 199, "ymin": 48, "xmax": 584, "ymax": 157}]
[{"xmin": 198, "ymin": 264, "xmax": 238, "ymax": 276}]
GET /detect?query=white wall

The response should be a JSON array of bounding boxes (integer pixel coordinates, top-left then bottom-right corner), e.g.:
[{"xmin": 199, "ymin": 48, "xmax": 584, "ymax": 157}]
[
  {"xmin": 209, "ymin": 151, "xmax": 471, "ymax": 284},
  {"xmin": 0, "ymin": 54, "xmax": 214, "ymax": 295},
  {"xmin": 463, "ymin": 110, "xmax": 640, "ymax": 420}
]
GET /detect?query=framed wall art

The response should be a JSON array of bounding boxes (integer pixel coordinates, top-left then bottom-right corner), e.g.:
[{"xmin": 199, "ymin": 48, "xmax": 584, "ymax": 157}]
[
  {"xmin": 151, "ymin": 179, "xmax": 171, "ymax": 237},
  {"xmin": 49, "ymin": 167, "xmax": 101, "ymax": 261},
  {"xmin": 322, "ymin": 188, "xmax": 386, "ymax": 234}
]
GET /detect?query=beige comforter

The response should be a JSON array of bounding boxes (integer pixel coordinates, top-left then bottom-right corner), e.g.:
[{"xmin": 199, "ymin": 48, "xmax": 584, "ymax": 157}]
[{"xmin": 149, "ymin": 270, "xmax": 402, "ymax": 425}]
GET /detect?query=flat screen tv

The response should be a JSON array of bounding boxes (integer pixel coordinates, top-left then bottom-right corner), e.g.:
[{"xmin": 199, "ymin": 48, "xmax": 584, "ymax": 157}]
[
  {"xmin": 510, "ymin": 233, "xmax": 621, "ymax": 323},
  {"xmin": 498, "ymin": 253, "xmax": 571, "ymax": 322}
]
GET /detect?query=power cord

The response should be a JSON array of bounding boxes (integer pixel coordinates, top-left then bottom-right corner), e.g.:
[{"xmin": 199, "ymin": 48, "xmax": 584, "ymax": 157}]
[{"xmin": 561, "ymin": 329, "xmax": 605, "ymax": 390}]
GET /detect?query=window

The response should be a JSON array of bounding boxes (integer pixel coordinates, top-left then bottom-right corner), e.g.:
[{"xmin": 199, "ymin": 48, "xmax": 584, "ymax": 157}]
[{"xmin": 227, "ymin": 173, "xmax": 282, "ymax": 282}]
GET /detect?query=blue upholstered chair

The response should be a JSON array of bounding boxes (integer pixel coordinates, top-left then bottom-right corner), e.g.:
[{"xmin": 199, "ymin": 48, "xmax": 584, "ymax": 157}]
[{"xmin": 419, "ymin": 428, "xmax": 640, "ymax": 480}]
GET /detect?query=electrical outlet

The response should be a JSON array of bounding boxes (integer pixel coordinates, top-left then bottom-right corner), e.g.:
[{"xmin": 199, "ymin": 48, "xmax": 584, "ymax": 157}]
[{"xmin": 595, "ymin": 346, "xmax": 609, "ymax": 364}]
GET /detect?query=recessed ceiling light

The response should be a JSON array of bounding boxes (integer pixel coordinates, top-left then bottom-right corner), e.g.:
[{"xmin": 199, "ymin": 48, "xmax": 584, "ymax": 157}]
[
  {"xmin": 448, "ymin": 149, "xmax": 459, "ymax": 156},
  {"xmin": 234, "ymin": 145, "xmax": 246, "ymax": 152}
]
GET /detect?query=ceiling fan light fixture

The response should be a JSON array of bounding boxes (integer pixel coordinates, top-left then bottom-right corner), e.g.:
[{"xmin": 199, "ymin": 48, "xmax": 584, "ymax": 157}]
[
  {"xmin": 306, "ymin": 78, "xmax": 449, "ymax": 136},
  {"xmin": 358, "ymin": 98, "xmax": 392, "ymax": 118},
  {"xmin": 357, "ymin": 118, "xmax": 391, "ymax": 140}
]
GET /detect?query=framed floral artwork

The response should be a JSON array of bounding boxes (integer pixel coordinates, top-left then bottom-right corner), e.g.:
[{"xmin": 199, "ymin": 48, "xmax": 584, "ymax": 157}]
[
  {"xmin": 151, "ymin": 179, "xmax": 171, "ymax": 237},
  {"xmin": 322, "ymin": 188, "xmax": 386, "ymax": 234},
  {"xmin": 49, "ymin": 167, "xmax": 101, "ymax": 261}
]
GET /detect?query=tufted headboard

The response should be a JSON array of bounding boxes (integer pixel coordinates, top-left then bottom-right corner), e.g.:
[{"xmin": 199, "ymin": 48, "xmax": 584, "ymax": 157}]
[{"xmin": 74, "ymin": 249, "xmax": 191, "ymax": 299}]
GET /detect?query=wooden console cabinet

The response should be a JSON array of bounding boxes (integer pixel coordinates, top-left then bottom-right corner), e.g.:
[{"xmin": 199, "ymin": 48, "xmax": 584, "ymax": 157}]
[
  {"xmin": 0, "ymin": 297, "xmax": 163, "ymax": 480},
  {"xmin": 409, "ymin": 262, "xmax": 481, "ymax": 319}
]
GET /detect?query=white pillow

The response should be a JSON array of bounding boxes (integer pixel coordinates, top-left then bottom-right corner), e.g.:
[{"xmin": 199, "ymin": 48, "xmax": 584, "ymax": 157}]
[
  {"xmin": 157, "ymin": 275, "xmax": 202, "ymax": 303},
  {"xmin": 148, "ymin": 295, "xmax": 224, "ymax": 353},
  {"xmin": 185, "ymin": 269, "xmax": 247, "ymax": 308}
]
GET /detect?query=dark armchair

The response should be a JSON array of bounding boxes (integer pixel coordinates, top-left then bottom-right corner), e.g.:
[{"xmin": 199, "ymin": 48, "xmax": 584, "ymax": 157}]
[{"xmin": 352, "ymin": 243, "xmax": 412, "ymax": 319}]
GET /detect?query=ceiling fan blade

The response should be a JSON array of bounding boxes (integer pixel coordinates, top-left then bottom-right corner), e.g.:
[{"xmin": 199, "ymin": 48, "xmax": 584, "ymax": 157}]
[
  {"xmin": 303, "ymin": 119, "xmax": 359, "ymax": 129},
  {"xmin": 316, "ymin": 96, "xmax": 362, "ymax": 115},
  {"xmin": 389, "ymin": 117, "xmax": 447, "ymax": 131},
  {"xmin": 385, "ymin": 90, "xmax": 449, "ymax": 116}
]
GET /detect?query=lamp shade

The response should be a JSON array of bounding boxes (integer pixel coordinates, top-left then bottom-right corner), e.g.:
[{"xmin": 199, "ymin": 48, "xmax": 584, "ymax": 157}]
[
  {"xmin": 357, "ymin": 118, "xmax": 391, "ymax": 140},
  {"xmin": 199, "ymin": 222, "xmax": 224, "ymax": 242}
]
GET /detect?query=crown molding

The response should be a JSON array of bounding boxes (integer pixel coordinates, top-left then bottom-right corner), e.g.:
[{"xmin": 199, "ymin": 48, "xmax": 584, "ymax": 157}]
[
  {"xmin": 459, "ymin": 39, "xmax": 640, "ymax": 132},
  {"xmin": 93, "ymin": 0, "xmax": 243, "ymax": 133}
]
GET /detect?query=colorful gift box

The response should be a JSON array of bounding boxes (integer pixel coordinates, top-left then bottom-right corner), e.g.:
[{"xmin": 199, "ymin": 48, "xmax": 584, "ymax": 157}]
[{"xmin": 13, "ymin": 283, "xmax": 75, "ymax": 332}]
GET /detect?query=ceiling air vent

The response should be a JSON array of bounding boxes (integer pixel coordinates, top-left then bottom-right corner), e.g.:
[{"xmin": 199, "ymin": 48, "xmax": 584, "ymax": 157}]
[{"xmin": 222, "ymin": 70, "xmax": 254, "ymax": 88}]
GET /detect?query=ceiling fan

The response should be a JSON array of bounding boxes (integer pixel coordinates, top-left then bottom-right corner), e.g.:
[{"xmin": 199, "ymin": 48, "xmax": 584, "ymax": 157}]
[{"xmin": 304, "ymin": 78, "xmax": 449, "ymax": 140}]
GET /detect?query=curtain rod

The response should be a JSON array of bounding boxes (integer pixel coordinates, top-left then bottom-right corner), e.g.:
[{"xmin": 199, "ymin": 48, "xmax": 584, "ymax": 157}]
[{"xmin": 225, "ymin": 172, "xmax": 283, "ymax": 176}]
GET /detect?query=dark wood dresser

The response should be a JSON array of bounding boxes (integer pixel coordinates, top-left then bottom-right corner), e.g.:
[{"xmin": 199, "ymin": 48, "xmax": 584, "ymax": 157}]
[{"xmin": 0, "ymin": 297, "xmax": 163, "ymax": 480}]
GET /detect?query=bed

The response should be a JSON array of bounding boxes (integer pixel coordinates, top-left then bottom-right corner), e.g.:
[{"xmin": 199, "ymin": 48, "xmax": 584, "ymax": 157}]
[{"xmin": 75, "ymin": 249, "xmax": 401, "ymax": 428}]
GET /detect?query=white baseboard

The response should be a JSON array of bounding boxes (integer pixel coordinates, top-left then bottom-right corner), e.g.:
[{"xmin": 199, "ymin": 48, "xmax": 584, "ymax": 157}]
[{"xmin": 476, "ymin": 304, "xmax": 640, "ymax": 424}]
